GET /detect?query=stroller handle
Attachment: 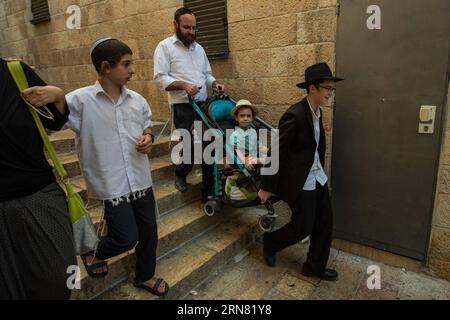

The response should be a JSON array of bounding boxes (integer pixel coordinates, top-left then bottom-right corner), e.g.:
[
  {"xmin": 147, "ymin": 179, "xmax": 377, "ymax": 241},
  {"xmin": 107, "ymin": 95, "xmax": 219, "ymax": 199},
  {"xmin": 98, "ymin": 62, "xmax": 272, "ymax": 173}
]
[
  {"xmin": 187, "ymin": 86, "xmax": 202, "ymax": 103},
  {"xmin": 212, "ymin": 84, "xmax": 224, "ymax": 94}
]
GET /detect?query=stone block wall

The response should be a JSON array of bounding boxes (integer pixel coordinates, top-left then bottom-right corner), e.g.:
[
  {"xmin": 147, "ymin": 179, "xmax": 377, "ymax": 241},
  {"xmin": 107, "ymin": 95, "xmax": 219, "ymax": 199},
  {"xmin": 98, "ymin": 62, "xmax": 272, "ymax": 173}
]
[
  {"xmin": 428, "ymin": 85, "xmax": 450, "ymax": 281},
  {"xmin": 0, "ymin": 0, "xmax": 336, "ymax": 134}
]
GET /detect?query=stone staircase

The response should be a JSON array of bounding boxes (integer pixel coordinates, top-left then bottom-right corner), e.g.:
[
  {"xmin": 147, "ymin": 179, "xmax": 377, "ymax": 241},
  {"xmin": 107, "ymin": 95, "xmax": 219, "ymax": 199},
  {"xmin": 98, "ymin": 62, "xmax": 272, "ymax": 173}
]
[{"xmin": 48, "ymin": 121, "xmax": 263, "ymax": 300}]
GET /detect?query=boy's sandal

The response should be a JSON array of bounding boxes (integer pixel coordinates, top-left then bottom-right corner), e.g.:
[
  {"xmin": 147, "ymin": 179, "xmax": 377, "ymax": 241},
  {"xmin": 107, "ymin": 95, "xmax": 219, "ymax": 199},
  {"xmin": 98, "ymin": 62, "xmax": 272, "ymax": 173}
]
[
  {"xmin": 134, "ymin": 278, "xmax": 170, "ymax": 297},
  {"xmin": 80, "ymin": 251, "xmax": 108, "ymax": 278}
]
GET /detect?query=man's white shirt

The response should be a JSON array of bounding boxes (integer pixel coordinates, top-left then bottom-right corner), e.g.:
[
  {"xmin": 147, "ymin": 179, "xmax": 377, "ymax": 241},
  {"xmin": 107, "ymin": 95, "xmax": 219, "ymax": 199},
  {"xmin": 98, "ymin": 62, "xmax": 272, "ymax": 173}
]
[{"xmin": 153, "ymin": 34, "xmax": 216, "ymax": 104}]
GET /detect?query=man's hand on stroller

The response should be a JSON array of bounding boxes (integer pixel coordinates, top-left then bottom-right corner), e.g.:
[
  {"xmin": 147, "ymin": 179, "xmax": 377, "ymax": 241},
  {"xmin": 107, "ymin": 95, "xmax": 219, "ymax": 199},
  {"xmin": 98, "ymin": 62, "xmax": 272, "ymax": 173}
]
[
  {"xmin": 183, "ymin": 83, "xmax": 200, "ymax": 96},
  {"xmin": 258, "ymin": 189, "xmax": 273, "ymax": 204},
  {"xmin": 212, "ymin": 81, "xmax": 225, "ymax": 94}
]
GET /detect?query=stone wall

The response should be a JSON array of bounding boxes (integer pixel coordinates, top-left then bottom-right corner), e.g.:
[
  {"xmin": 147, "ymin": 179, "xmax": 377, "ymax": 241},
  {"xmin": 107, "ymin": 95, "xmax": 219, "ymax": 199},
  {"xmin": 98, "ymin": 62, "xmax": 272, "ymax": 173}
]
[
  {"xmin": 0, "ymin": 0, "xmax": 336, "ymax": 135},
  {"xmin": 219, "ymin": 0, "xmax": 337, "ymax": 174},
  {"xmin": 428, "ymin": 85, "xmax": 450, "ymax": 281},
  {"xmin": 1, "ymin": 0, "xmax": 181, "ymax": 121}
]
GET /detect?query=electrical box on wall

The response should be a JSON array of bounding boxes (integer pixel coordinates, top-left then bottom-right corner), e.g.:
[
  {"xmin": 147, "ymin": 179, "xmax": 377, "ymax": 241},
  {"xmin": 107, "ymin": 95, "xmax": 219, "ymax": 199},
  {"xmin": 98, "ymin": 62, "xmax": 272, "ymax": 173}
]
[{"xmin": 418, "ymin": 105, "xmax": 436, "ymax": 134}]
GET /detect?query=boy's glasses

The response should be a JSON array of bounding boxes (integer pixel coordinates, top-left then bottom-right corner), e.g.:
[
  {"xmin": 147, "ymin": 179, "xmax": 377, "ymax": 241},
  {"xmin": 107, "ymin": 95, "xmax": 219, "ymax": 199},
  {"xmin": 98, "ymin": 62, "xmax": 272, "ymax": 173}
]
[
  {"xmin": 21, "ymin": 96, "xmax": 55, "ymax": 121},
  {"xmin": 319, "ymin": 86, "xmax": 336, "ymax": 93}
]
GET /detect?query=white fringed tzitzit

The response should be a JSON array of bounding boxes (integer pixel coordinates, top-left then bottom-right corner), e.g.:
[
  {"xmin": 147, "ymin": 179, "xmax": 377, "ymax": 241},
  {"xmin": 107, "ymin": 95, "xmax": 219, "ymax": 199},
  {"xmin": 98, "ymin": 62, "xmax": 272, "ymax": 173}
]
[{"xmin": 104, "ymin": 188, "xmax": 150, "ymax": 207}]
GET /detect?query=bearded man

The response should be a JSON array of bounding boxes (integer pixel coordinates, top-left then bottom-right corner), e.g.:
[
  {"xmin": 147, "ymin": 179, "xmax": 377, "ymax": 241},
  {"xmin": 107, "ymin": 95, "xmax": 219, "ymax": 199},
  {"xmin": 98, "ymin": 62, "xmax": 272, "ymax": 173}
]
[{"xmin": 153, "ymin": 7, "xmax": 225, "ymax": 201}]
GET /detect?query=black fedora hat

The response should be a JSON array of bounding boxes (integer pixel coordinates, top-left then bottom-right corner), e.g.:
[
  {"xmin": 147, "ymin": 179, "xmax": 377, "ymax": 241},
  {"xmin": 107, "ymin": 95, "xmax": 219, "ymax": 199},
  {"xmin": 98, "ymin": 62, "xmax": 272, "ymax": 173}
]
[{"xmin": 296, "ymin": 62, "xmax": 344, "ymax": 89}]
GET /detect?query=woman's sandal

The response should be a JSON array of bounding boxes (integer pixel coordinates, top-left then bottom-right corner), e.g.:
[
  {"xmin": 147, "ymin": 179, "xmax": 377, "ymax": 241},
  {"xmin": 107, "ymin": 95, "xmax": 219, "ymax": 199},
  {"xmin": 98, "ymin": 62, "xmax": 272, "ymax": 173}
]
[
  {"xmin": 80, "ymin": 251, "xmax": 108, "ymax": 278},
  {"xmin": 134, "ymin": 278, "xmax": 170, "ymax": 297}
]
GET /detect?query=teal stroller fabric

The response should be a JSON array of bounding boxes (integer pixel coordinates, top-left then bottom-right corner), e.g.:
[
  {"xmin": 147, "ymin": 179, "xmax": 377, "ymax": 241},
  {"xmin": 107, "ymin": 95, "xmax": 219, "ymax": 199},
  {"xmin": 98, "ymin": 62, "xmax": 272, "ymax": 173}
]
[{"xmin": 208, "ymin": 95, "xmax": 236, "ymax": 124}]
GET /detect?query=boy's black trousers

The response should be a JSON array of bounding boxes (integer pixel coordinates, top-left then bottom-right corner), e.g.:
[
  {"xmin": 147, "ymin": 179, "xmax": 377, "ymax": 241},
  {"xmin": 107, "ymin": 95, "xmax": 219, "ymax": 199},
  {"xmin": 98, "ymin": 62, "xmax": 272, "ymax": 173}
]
[
  {"xmin": 264, "ymin": 182, "xmax": 333, "ymax": 275},
  {"xmin": 96, "ymin": 188, "xmax": 157, "ymax": 283}
]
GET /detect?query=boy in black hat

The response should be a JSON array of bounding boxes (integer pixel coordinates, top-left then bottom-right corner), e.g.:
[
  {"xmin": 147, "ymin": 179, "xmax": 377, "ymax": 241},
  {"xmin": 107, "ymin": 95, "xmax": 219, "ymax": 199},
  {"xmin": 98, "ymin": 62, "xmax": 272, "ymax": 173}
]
[{"xmin": 258, "ymin": 62, "xmax": 343, "ymax": 281}]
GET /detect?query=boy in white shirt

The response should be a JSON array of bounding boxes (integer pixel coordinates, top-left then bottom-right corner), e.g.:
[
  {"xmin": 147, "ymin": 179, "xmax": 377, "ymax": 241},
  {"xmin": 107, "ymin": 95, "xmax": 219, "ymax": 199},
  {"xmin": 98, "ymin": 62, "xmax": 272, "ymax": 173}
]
[{"xmin": 66, "ymin": 38, "xmax": 169, "ymax": 296}]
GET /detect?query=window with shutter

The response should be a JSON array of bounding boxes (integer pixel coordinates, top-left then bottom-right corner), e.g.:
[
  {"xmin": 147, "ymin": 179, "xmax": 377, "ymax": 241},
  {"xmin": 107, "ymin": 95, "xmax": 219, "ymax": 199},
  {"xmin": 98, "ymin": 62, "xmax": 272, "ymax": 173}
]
[
  {"xmin": 183, "ymin": 0, "xmax": 229, "ymax": 60},
  {"xmin": 30, "ymin": 0, "xmax": 51, "ymax": 25}
]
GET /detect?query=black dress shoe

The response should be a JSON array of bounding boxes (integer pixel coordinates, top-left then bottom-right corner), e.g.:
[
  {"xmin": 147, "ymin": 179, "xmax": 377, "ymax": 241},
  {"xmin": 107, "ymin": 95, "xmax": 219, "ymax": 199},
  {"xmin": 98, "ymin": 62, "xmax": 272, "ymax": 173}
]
[
  {"xmin": 175, "ymin": 175, "xmax": 188, "ymax": 193},
  {"xmin": 263, "ymin": 235, "xmax": 276, "ymax": 267},
  {"xmin": 201, "ymin": 192, "xmax": 212, "ymax": 204},
  {"xmin": 301, "ymin": 265, "xmax": 338, "ymax": 281},
  {"xmin": 264, "ymin": 252, "xmax": 276, "ymax": 267}
]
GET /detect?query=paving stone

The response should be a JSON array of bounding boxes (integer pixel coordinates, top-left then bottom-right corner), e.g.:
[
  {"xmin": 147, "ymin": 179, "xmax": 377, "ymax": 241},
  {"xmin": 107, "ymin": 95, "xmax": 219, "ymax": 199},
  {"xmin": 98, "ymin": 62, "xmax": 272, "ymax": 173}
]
[
  {"xmin": 332, "ymin": 238, "xmax": 423, "ymax": 273},
  {"xmin": 274, "ymin": 273, "xmax": 316, "ymax": 299},
  {"xmin": 354, "ymin": 262, "xmax": 402, "ymax": 300},
  {"xmin": 263, "ymin": 288, "xmax": 297, "ymax": 300},
  {"xmin": 249, "ymin": 240, "xmax": 320, "ymax": 285},
  {"xmin": 398, "ymin": 271, "xmax": 450, "ymax": 300},
  {"xmin": 309, "ymin": 251, "xmax": 366, "ymax": 300}
]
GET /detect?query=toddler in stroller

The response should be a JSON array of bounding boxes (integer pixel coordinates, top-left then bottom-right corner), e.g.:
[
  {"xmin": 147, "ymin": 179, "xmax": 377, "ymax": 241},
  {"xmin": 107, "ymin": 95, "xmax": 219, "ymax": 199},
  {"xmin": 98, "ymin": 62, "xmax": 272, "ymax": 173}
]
[
  {"xmin": 189, "ymin": 94, "xmax": 277, "ymax": 231},
  {"xmin": 225, "ymin": 100, "xmax": 268, "ymax": 207}
]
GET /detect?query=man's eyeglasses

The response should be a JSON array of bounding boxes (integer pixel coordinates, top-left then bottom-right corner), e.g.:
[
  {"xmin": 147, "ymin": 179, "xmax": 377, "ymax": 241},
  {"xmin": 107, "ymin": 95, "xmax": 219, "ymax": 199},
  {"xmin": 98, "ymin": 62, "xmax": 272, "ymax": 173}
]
[
  {"xmin": 319, "ymin": 86, "xmax": 336, "ymax": 93},
  {"xmin": 21, "ymin": 96, "xmax": 55, "ymax": 121},
  {"xmin": 181, "ymin": 25, "xmax": 197, "ymax": 31}
]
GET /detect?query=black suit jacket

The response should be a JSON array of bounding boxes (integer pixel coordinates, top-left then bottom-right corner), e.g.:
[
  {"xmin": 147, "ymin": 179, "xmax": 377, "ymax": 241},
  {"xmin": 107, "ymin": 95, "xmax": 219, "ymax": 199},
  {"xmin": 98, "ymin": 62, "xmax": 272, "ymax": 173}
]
[{"xmin": 260, "ymin": 97, "xmax": 326, "ymax": 205}]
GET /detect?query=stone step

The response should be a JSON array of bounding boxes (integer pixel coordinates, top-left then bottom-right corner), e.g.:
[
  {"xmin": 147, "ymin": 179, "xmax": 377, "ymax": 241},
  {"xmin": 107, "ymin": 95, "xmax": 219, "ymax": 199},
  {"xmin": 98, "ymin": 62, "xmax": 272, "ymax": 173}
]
[
  {"xmin": 56, "ymin": 151, "xmax": 176, "ymax": 181},
  {"xmin": 157, "ymin": 201, "xmax": 223, "ymax": 257},
  {"xmin": 70, "ymin": 200, "xmax": 225, "ymax": 300},
  {"xmin": 151, "ymin": 120, "xmax": 172, "ymax": 139},
  {"xmin": 151, "ymin": 155, "xmax": 201, "ymax": 184},
  {"xmin": 49, "ymin": 129, "xmax": 76, "ymax": 155},
  {"xmin": 69, "ymin": 168, "xmax": 203, "ymax": 215},
  {"xmin": 58, "ymin": 152, "xmax": 81, "ymax": 178},
  {"xmin": 152, "ymin": 171, "xmax": 204, "ymax": 217},
  {"xmin": 80, "ymin": 154, "xmax": 201, "ymax": 225},
  {"xmin": 49, "ymin": 121, "xmax": 170, "ymax": 155},
  {"xmin": 95, "ymin": 213, "xmax": 261, "ymax": 300},
  {"xmin": 147, "ymin": 135, "xmax": 174, "ymax": 159},
  {"xmin": 49, "ymin": 133, "xmax": 173, "ymax": 160},
  {"xmin": 149, "ymin": 155, "xmax": 175, "ymax": 183}
]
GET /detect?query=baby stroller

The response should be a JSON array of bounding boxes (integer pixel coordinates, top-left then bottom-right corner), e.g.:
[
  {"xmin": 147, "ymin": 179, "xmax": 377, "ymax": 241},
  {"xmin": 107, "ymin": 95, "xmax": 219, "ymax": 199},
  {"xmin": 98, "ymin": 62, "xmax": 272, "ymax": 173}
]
[{"xmin": 188, "ymin": 93, "xmax": 277, "ymax": 232}]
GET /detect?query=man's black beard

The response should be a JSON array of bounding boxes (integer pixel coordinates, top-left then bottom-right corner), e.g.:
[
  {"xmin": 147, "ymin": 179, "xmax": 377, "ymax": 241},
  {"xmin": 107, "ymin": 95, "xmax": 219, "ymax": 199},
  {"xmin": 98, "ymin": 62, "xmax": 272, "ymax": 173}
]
[{"xmin": 176, "ymin": 28, "xmax": 196, "ymax": 47}]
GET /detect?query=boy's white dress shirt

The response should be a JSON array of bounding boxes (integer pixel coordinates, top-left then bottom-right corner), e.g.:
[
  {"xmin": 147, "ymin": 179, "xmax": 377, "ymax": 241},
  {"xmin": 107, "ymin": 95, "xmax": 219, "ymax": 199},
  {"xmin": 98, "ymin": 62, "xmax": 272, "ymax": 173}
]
[{"xmin": 66, "ymin": 81, "xmax": 153, "ymax": 204}]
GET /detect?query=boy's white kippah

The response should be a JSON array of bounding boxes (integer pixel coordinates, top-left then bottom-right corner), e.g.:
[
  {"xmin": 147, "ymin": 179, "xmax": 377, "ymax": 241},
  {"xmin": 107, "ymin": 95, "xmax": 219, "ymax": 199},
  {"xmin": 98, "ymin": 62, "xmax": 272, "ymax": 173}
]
[{"xmin": 90, "ymin": 37, "xmax": 115, "ymax": 55}]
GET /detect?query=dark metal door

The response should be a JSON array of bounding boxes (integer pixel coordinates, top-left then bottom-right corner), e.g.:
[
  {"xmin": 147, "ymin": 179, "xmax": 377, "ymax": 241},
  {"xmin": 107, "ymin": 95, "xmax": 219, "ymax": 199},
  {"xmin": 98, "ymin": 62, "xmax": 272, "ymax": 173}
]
[{"xmin": 332, "ymin": 0, "xmax": 450, "ymax": 260}]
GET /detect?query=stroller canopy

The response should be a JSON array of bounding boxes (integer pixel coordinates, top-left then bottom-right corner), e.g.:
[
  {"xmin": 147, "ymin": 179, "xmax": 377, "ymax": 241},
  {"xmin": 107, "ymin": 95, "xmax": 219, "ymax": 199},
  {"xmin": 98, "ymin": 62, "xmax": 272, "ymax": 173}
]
[{"xmin": 207, "ymin": 95, "xmax": 236, "ymax": 126}]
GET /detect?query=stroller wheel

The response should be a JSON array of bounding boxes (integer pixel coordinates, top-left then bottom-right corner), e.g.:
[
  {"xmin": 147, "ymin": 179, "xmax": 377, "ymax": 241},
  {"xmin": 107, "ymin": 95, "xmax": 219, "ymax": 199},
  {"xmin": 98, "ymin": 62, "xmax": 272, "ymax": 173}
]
[
  {"xmin": 204, "ymin": 200, "xmax": 220, "ymax": 217},
  {"xmin": 259, "ymin": 215, "xmax": 275, "ymax": 232}
]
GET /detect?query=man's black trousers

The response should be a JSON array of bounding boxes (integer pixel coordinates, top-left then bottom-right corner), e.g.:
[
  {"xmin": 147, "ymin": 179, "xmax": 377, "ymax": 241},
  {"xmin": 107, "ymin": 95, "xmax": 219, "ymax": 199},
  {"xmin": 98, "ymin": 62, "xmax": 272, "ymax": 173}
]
[{"xmin": 173, "ymin": 102, "xmax": 214, "ymax": 198}]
